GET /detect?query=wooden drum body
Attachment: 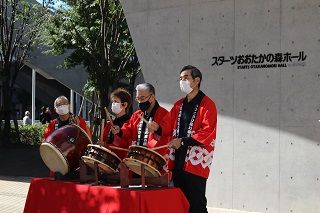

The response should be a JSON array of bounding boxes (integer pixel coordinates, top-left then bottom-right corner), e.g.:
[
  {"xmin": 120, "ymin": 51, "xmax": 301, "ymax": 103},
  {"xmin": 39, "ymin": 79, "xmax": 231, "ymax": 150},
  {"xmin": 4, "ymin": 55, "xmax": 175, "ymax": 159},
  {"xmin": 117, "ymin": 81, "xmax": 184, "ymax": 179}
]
[
  {"xmin": 82, "ymin": 144, "xmax": 121, "ymax": 174},
  {"xmin": 40, "ymin": 124, "xmax": 92, "ymax": 175},
  {"xmin": 124, "ymin": 145, "xmax": 167, "ymax": 178}
]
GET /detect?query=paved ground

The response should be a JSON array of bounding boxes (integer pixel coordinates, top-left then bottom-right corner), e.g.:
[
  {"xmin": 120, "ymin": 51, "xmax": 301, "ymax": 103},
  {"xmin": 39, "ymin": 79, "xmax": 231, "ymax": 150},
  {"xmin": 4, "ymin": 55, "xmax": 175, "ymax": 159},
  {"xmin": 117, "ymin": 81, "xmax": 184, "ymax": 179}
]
[
  {"xmin": 0, "ymin": 145, "xmax": 49, "ymax": 213},
  {"xmin": 0, "ymin": 176, "xmax": 33, "ymax": 213},
  {"xmin": 0, "ymin": 145, "xmax": 258, "ymax": 213}
]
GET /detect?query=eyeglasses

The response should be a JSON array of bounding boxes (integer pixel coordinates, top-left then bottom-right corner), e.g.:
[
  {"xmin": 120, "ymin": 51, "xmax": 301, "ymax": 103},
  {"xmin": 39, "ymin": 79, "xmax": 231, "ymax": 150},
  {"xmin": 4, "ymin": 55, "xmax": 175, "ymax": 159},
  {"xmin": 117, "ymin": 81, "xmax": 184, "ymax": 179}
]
[
  {"xmin": 56, "ymin": 102, "xmax": 69, "ymax": 107},
  {"xmin": 135, "ymin": 94, "xmax": 152, "ymax": 102}
]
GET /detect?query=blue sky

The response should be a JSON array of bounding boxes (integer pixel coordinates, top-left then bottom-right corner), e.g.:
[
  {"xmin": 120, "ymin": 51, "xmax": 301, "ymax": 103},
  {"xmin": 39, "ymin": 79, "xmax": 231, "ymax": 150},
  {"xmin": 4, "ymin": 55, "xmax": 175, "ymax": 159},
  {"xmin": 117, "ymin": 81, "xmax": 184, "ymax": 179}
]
[{"xmin": 36, "ymin": 0, "xmax": 64, "ymax": 8}]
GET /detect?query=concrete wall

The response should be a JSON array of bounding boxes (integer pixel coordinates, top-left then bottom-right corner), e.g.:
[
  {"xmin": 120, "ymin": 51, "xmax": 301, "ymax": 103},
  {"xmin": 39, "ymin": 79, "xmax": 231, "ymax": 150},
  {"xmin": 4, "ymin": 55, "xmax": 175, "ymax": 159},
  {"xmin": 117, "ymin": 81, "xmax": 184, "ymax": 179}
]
[
  {"xmin": 28, "ymin": 47, "xmax": 88, "ymax": 96},
  {"xmin": 120, "ymin": 0, "xmax": 320, "ymax": 212}
]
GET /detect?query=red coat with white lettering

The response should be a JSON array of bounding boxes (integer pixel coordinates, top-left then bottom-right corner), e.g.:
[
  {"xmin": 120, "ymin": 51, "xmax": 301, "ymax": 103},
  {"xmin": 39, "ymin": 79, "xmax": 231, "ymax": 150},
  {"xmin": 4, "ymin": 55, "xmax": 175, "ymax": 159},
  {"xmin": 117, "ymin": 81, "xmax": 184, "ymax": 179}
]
[{"xmin": 160, "ymin": 95, "xmax": 217, "ymax": 179}]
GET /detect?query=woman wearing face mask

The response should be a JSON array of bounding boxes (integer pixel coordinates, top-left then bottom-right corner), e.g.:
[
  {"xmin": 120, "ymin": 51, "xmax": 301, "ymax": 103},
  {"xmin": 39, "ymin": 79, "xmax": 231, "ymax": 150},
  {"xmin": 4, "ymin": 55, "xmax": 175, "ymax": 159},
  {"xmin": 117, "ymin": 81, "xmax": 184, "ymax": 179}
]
[{"xmin": 99, "ymin": 88, "xmax": 132, "ymax": 160}]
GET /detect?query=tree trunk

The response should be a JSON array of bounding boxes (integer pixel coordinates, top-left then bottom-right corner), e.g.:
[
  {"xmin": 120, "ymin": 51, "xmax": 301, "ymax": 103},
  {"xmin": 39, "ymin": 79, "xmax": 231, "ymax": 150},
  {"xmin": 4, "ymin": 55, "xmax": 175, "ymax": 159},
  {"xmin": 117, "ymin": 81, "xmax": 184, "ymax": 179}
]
[
  {"xmin": 89, "ymin": 93, "xmax": 95, "ymax": 129},
  {"xmin": 128, "ymin": 69, "xmax": 140, "ymax": 115},
  {"xmin": 1, "ymin": 84, "xmax": 20, "ymax": 146},
  {"xmin": 128, "ymin": 77, "xmax": 135, "ymax": 115}
]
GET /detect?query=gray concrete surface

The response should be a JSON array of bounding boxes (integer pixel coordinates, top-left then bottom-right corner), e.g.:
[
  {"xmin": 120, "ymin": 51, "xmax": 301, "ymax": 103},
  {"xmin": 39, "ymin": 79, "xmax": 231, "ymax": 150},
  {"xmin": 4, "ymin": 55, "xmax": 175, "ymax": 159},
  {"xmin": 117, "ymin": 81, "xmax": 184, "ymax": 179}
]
[
  {"xmin": 119, "ymin": 0, "xmax": 320, "ymax": 212},
  {"xmin": 0, "ymin": 176, "xmax": 33, "ymax": 213}
]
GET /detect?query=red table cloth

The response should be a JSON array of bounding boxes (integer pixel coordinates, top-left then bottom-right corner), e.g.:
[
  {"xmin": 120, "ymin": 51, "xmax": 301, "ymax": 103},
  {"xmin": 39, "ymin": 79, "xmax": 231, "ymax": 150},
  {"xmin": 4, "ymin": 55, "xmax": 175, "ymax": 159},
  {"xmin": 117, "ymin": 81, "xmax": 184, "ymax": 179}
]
[{"xmin": 23, "ymin": 178, "xmax": 189, "ymax": 213}]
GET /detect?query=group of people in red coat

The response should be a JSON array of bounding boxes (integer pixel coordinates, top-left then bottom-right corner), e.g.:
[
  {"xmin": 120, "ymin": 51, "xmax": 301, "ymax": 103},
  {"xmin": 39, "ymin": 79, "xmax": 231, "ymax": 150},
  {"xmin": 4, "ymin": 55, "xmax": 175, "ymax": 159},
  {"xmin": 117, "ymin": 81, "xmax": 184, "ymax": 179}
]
[{"xmin": 42, "ymin": 65, "xmax": 217, "ymax": 213}]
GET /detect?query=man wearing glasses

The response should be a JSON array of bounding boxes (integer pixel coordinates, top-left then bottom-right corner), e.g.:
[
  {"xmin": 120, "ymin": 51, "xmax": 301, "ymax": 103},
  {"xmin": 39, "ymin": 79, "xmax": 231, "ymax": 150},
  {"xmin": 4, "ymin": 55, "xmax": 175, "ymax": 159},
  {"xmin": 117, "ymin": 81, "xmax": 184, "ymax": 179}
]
[
  {"xmin": 148, "ymin": 65, "xmax": 217, "ymax": 213},
  {"xmin": 111, "ymin": 83, "xmax": 170, "ymax": 157}
]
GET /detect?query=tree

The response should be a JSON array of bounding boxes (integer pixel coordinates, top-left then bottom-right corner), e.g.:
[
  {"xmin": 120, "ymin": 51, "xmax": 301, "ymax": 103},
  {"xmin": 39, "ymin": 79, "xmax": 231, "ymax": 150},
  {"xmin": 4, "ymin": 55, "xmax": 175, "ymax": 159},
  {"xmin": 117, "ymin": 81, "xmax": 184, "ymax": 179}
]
[
  {"xmin": 42, "ymin": 1, "xmax": 139, "ymax": 108},
  {"xmin": 40, "ymin": 0, "xmax": 140, "ymax": 142},
  {"xmin": 0, "ymin": 0, "xmax": 47, "ymax": 145}
]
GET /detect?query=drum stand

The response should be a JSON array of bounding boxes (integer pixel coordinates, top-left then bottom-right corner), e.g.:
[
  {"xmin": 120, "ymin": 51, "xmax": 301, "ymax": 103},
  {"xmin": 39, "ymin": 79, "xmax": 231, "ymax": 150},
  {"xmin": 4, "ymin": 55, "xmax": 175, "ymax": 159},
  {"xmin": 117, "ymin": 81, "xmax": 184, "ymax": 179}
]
[
  {"xmin": 79, "ymin": 159, "xmax": 120, "ymax": 185},
  {"xmin": 119, "ymin": 163, "xmax": 169, "ymax": 189},
  {"xmin": 79, "ymin": 159, "xmax": 169, "ymax": 189}
]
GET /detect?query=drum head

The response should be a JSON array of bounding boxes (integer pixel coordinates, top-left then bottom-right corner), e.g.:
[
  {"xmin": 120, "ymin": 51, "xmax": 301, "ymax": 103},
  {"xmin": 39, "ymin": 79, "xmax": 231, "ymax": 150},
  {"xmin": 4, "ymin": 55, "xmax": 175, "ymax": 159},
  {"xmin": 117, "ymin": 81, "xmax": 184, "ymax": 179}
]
[
  {"xmin": 123, "ymin": 158, "xmax": 161, "ymax": 178},
  {"xmin": 81, "ymin": 156, "xmax": 116, "ymax": 174},
  {"xmin": 40, "ymin": 142, "xmax": 69, "ymax": 175}
]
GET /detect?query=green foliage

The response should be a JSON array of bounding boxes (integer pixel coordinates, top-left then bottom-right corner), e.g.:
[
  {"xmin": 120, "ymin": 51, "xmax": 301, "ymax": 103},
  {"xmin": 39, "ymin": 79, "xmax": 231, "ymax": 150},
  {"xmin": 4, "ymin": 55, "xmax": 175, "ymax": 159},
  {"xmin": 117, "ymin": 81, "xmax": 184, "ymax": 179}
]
[
  {"xmin": 39, "ymin": 0, "xmax": 141, "ymax": 111},
  {"xmin": 0, "ymin": 0, "xmax": 50, "ymax": 144},
  {"xmin": 1, "ymin": 0, "xmax": 49, "ymax": 68},
  {"xmin": 0, "ymin": 122, "xmax": 47, "ymax": 145},
  {"xmin": 19, "ymin": 124, "xmax": 47, "ymax": 145}
]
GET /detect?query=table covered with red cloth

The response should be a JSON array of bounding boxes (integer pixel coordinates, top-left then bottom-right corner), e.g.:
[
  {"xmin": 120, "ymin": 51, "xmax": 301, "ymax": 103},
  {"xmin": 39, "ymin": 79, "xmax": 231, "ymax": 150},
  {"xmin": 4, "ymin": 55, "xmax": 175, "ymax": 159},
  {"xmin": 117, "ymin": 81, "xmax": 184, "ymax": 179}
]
[{"xmin": 23, "ymin": 178, "xmax": 189, "ymax": 213}]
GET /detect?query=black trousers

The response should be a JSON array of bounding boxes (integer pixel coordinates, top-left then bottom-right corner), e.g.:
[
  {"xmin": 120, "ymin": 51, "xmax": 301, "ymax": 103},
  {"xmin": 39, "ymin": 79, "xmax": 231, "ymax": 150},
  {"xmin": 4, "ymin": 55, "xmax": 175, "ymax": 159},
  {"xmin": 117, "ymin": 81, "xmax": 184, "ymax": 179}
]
[{"xmin": 172, "ymin": 170, "xmax": 208, "ymax": 213}]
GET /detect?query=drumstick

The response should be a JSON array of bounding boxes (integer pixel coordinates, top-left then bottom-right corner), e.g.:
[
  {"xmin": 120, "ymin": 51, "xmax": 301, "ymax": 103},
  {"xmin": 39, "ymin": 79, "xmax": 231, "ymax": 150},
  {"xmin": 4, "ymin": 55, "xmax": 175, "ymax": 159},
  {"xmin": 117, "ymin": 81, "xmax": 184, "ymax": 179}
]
[
  {"xmin": 100, "ymin": 118, "xmax": 105, "ymax": 142},
  {"xmin": 137, "ymin": 114, "xmax": 149, "ymax": 124},
  {"xmin": 108, "ymin": 145, "xmax": 129, "ymax": 152},
  {"xmin": 104, "ymin": 107, "xmax": 115, "ymax": 128},
  {"xmin": 152, "ymin": 144, "xmax": 169, "ymax": 150}
]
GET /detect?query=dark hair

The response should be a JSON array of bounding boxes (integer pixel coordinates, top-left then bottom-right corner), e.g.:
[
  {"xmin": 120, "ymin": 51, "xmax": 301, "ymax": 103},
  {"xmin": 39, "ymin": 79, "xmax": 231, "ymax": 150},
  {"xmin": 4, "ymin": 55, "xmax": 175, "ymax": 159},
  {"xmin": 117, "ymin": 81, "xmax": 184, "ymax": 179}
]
[
  {"xmin": 41, "ymin": 106, "xmax": 47, "ymax": 113},
  {"xmin": 136, "ymin": 83, "xmax": 156, "ymax": 95},
  {"xmin": 110, "ymin": 88, "xmax": 132, "ymax": 109},
  {"xmin": 180, "ymin": 65, "xmax": 202, "ymax": 88}
]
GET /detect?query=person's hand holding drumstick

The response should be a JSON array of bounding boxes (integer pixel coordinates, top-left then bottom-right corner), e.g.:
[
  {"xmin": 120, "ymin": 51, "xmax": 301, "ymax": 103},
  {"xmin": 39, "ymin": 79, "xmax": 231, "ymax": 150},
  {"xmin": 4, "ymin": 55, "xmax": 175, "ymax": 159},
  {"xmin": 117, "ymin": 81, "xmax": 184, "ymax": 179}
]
[
  {"xmin": 147, "ymin": 119, "xmax": 182, "ymax": 150},
  {"xmin": 69, "ymin": 114, "xmax": 80, "ymax": 126},
  {"xmin": 137, "ymin": 114, "xmax": 159, "ymax": 133},
  {"xmin": 147, "ymin": 121, "xmax": 159, "ymax": 133},
  {"xmin": 104, "ymin": 107, "xmax": 121, "ymax": 135},
  {"xmin": 111, "ymin": 125, "xmax": 121, "ymax": 134},
  {"xmin": 150, "ymin": 122, "xmax": 181, "ymax": 149},
  {"xmin": 167, "ymin": 138, "xmax": 183, "ymax": 150}
]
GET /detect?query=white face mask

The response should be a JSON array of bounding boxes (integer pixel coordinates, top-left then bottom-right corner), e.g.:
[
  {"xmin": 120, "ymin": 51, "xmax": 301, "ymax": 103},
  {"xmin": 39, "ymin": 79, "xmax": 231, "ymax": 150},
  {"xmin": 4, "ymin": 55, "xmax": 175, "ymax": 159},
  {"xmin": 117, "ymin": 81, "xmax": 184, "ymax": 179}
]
[
  {"xmin": 56, "ymin": 105, "xmax": 69, "ymax": 115},
  {"xmin": 180, "ymin": 80, "xmax": 193, "ymax": 94},
  {"xmin": 111, "ymin": 102, "xmax": 122, "ymax": 115}
]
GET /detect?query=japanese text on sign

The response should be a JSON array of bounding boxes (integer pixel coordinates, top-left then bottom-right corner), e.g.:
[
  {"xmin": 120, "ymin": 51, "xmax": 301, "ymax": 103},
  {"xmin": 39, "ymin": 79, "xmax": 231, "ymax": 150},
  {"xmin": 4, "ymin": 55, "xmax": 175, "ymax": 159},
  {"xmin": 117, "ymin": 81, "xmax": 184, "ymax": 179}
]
[{"xmin": 212, "ymin": 51, "xmax": 307, "ymax": 69}]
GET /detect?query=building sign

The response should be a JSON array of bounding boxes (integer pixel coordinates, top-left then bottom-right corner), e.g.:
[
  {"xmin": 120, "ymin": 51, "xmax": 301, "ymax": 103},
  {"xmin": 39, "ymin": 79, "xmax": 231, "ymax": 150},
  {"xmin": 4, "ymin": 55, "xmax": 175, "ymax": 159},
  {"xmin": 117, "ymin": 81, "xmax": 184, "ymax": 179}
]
[{"xmin": 211, "ymin": 51, "xmax": 307, "ymax": 69}]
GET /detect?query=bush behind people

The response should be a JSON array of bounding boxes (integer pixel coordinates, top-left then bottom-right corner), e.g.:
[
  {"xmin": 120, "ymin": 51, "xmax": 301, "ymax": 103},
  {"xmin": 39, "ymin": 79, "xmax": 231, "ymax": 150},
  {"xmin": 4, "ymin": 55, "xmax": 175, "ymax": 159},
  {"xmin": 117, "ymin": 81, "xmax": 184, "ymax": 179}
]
[
  {"xmin": 0, "ymin": 123, "xmax": 47, "ymax": 145},
  {"xmin": 19, "ymin": 123, "xmax": 48, "ymax": 145}
]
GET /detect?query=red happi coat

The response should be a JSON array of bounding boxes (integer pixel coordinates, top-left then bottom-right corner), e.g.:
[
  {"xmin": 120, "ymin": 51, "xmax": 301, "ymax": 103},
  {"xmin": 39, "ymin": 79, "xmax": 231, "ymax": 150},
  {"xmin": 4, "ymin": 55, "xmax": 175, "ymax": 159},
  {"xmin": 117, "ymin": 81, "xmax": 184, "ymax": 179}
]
[
  {"xmin": 121, "ymin": 107, "xmax": 170, "ymax": 157},
  {"xmin": 102, "ymin": 120, "xmax": 131, "ymax": 160},
  {"xmin": 160, "ymin": 95, "xmax": 217, "ymax": 179}
]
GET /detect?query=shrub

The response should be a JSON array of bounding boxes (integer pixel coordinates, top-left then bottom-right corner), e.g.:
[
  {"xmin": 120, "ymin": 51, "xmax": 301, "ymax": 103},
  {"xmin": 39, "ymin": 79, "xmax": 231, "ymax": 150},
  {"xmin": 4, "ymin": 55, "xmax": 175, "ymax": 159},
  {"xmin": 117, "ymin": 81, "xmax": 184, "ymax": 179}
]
[{"xmin": 19, "ymin": 124, "xmax": 48, "ymax": 145}]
